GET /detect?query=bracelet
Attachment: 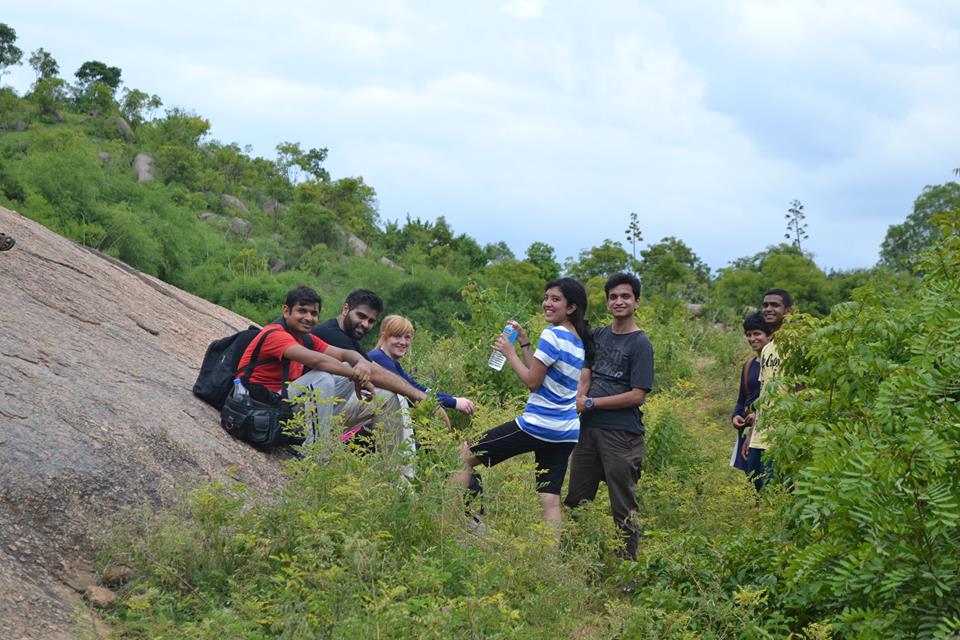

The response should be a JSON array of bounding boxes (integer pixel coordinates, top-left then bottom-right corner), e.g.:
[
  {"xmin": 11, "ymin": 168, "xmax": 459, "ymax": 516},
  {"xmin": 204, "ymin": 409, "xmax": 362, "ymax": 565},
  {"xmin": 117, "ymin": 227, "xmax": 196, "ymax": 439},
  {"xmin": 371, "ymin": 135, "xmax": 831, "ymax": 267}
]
[{"xmin": 520, "ymin": 342, "xmax": 531, "ymax": 349}]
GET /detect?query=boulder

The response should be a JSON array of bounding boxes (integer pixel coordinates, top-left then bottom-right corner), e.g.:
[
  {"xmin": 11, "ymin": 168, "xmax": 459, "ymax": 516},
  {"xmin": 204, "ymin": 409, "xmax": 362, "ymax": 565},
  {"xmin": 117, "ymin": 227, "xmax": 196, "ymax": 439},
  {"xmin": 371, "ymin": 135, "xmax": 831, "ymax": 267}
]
[
  {"xmin": 221, "ymin": 194, "xmax": 248, "ymax": 214},
  {"xmin": 264, "ymin": 199, "xmax": 284, "ymax": 216},
  {"xmin": 347, "ymin": 233, "xmax": 369, "ymax": 256},
  {"xmin": 228, "ymin": 217, "xmax": 251, "ymax": 238},
  {"xmin": 380, "ymin": 256, "xmax": 404, "ymax": 271},
  {"xmin": 685, "ymin": 303, "xmax": 704, "ymax": 318},
  {"xmin": 0, "ymin": 206, "xmax": 285, "ymax": 640},
  {"xmin": 12, "ymin": 120, "xmax": 28, "ymax": 131},
  {"xmin": 269, "ymin": 258, "xmax": 287, "ymax": 273},
  {"xmin": 111, "ymin": 116, "xmax": 135, "ymax": 142},
  {"xmin": 197, "ymin": 211, "xmax": 222, "ymax": 223},
  {"xmin": 96, "ymin": 151, "xmax": 112, "ymax": 164},
  {"xmin": 132, "ymin": 153, "xmax": 155, "ymax": 183},
  {"xmin": 84, "ymin": 586, "xmax": 117, "ymax": 609}
]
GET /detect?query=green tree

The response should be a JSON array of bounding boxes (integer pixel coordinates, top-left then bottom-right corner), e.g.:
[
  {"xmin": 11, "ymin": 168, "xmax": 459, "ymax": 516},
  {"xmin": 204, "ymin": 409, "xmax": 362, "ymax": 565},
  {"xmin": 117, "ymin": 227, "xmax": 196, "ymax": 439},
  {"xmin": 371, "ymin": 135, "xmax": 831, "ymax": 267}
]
[
  {"xmin": 784, "ymin": 199, "xmax": 808, "ymax": 251},
  {"xmin": 712, "ymin": 244, "xmax": 830, "ymax": 315},
  {"xmin": 74, "ymin": 60, "xmax": 122, "ymax": 91},
  {"xmin": 120, "ymin": 87, "xmax": 162, "ymax": 126},
  {"xmin": 880, "ymin": 181, "xmax": 960, "ymax": 273},
  {"xmin": 564, "ymin": 239, "xmax": 632, "ymax": 280},
  {"xmin": 625, "ymin": 211, "xmax": 643, "ymax": 262},
  {"xmin": 276, "ymin": 141, "xmax": 330, "ymax": 183},
  {"xmin": 0, "ymin": 23, "xmax": 23, "ymax": 85},
  {"xmin": 524, "ymin": 241, "xmax": 561, "ymax": 281},
  {"xmin": 483, "ymin": 241, "xmax": 514, "ymax": 265},
  {"xmin": 29, "ymin": 76, "xmax": 68, "ymax": 119},
  {"xmin": 639, "ymin": 236, "xmax": 710, "ymax": 300},
  {"xmin": 28, "ymin": 47, "xmax": 58, "ymax": 83}
]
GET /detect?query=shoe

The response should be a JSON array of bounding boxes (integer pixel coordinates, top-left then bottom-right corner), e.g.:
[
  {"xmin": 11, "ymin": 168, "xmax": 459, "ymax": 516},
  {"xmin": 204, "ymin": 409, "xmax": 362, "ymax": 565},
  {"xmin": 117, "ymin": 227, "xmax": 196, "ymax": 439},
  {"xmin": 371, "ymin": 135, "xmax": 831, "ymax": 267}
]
[
  {"xmin": 466, "ymin": 515, "xmax": 490, "ymax": 537},
  {"xmin": 0, "ymin": 234, "xmax": 14, "ymax": 251}
]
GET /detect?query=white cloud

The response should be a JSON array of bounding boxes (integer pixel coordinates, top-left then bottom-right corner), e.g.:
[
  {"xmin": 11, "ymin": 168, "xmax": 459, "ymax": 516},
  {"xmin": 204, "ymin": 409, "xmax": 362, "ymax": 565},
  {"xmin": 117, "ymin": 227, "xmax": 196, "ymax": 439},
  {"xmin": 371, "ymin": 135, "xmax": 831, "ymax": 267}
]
[{"xmin": 499, "ymin": 0, "xmax": 546, "ymax": 20}]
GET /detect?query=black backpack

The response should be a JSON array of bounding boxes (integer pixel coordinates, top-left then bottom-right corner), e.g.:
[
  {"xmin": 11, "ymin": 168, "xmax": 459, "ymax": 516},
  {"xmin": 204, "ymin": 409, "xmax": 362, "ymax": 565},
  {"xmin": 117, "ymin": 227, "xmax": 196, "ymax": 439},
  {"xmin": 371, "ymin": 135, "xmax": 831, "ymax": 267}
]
[{"xmin": 192, "ymin": 324, "xmax": 313, "ymax": 410}]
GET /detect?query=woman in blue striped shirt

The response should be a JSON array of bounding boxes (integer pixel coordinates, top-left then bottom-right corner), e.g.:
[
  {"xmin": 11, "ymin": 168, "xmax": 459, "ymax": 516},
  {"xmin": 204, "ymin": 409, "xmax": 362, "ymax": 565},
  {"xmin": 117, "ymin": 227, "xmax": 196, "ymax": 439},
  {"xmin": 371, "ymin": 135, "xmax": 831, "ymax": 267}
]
[{"xmin": 453, "ymin": 277, "xmax": 594, "ymax": 530}]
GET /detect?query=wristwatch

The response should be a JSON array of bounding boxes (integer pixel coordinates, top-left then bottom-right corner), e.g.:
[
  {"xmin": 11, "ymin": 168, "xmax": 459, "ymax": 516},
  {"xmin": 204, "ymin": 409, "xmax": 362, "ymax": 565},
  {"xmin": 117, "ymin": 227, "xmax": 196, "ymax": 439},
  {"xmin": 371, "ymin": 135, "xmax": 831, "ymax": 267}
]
[{"xmin": 584, "ymin": 397, "xmax": 594, "ymax": 411}]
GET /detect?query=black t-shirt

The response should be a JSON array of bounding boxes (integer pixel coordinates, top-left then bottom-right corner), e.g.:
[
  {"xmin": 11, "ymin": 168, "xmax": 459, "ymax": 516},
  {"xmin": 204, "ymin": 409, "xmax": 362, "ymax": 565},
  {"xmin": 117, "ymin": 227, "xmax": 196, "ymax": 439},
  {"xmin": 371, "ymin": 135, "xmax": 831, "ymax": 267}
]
[
  {"xmin": 581, "ymin": 325, "xmax": 654, "ymax": 434},
  {"xmin": 311, "ymin": 318, "xmax": 371, "ymax": 359}
]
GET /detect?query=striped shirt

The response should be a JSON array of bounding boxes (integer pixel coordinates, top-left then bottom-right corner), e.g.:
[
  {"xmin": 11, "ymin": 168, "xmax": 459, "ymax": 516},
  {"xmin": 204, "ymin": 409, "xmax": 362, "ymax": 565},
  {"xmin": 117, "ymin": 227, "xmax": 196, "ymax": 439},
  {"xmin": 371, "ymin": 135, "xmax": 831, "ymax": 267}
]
[{"xmin": 516, "ymin": 326, "xmax": 585, "ymax": 443}]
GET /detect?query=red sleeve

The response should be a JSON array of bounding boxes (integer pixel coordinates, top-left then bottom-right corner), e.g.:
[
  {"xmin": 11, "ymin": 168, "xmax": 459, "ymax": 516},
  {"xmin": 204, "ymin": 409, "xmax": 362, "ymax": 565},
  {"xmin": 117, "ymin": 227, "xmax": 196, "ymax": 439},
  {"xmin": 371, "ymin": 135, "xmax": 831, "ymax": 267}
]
[
  {"xmin": 258, "ymin": 328, "xmax": 299, "ymax": 360},
  {"xmin": 308, "ymin": 334, "xmax": 329, "ymax": 353}
]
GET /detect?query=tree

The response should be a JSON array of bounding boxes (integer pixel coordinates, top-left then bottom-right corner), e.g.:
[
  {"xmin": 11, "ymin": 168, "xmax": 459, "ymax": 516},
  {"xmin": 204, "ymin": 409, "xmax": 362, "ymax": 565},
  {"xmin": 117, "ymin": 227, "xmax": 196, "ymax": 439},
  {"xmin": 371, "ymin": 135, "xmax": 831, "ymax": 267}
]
[
  {"xmin": 879, "ymin": 181, "xmax": 960, "ymax": 273},
  {"xmin": 712, "ymin": 244, "xmax": 830, "ymax": 315},
  {"xmin": 564, "ymin": 239, "xmax": 632, "ymax": 280},
  {"xmin": 483, "ymin": 241, "xmax": 514, "ymax": 265},
  {"xmin": 120, "ymin": 87, "xmax": 162, "ymax": 126},
  {"xmin": 0, "ymin": 23, "xmax": 23, "ymax": 85},
  {"xmin": 638, "ymin": 236, "xmax": 711, "ymax": 300},
  {"xmin": 275, "ymin": 141, "xmax": 330, "ymax": 183},
  {"xmin": 524, "ymin": 241, "xmax": 561, "ymax": 281},
  {"xmin": 784, "ymin": 199, "xmax": 808, "ymax": 251},
  {"xmin": 74, "ymin": 60, "xmax": 122, "ymax": 91},
  {"xmin": 624, "ymin": 211, "xmax": 643, "ymax": 262},
  {"xmin": 28, "ymin": 48, "xmax": 58, "ymax": 83}
]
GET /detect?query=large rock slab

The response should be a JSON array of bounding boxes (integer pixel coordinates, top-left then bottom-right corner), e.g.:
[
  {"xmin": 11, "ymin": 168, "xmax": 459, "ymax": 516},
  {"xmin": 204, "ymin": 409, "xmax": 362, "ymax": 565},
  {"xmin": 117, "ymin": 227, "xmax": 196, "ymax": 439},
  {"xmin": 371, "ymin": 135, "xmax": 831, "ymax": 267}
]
[
  {"xmin": 0, "ymin": 207, "xmax": 285, "ymax": 639},
  {"xmin": 131, "ymin": 153, "xmax": 155, "ymax": 182}
]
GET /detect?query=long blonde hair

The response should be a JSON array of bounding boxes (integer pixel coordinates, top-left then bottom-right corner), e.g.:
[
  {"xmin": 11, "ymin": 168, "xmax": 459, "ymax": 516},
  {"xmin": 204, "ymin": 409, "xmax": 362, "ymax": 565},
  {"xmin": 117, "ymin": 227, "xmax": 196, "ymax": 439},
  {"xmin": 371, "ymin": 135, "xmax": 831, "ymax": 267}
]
[{"xmin": 376, "ymin": 314, "xmax": 415, "ymax": 350}]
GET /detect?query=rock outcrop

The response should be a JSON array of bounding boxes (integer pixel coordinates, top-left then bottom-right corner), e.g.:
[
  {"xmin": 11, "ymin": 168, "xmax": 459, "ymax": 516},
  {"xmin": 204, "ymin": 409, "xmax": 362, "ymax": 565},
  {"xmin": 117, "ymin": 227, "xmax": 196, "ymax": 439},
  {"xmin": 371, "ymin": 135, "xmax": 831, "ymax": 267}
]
[
  {"xmin": 0, "ymin": 207, "xmax": 285, "ymax": 639},
  {"xmin": 131, "ymin": 153, "xmax": 155, "ymax": 182}
]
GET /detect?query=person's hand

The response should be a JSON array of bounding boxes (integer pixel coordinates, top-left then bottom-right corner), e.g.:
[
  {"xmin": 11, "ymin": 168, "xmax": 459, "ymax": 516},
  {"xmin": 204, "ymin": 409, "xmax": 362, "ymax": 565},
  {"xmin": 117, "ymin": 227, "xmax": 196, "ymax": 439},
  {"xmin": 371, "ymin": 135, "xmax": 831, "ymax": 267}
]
[
  {"xmin": 740, "ymin": 439, "xmax": 751, "ymax": 461},
  {"xmin": 351, "ymin": 360, "xmax": 372, "ymax": 386},
  {"xmin": 507, "ymin": 320, "xmax": 529, "ymax": 345},
  {"xmin": 732, "ymin": 414, "xmax": 746, "ymax": 429},
  {"xmin": 492, "ymin": 332, "xmax": 515, "ymax": 355},
  {"xmin": 576, "ymin": 394, "xmax": 588, "ymax": 413},
  {"xmin": 454, "ymin": 397, "xmax": 476, "ymax": 415},
  {"xmin": 355, "ymin": 379, "xmax": 375, "ymax": 401},
  {"xmin": 745, "ymin": 411, "xmax": 756, "ymax": 426}
]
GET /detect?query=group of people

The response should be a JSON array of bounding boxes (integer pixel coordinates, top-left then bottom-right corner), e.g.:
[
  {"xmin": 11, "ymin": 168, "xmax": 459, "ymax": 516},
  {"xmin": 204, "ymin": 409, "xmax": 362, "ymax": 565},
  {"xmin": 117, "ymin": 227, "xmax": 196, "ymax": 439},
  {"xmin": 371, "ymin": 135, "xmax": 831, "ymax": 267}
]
[
  {"xmin": 729, "ymin": 288, "xmax": 793, "ymax": 491},
  {"xmin": 230, "ymin": 274, "xmax": 789, "ymax": 558}
]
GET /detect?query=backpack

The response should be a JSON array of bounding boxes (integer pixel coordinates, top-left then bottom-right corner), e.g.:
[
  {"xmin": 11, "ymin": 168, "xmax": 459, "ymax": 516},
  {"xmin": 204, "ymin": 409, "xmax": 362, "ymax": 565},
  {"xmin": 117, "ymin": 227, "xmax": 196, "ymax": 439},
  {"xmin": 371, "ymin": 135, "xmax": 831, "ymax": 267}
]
[{"xmin": 192, "ymin": 324, "xmax": 313, "ymax": 410}]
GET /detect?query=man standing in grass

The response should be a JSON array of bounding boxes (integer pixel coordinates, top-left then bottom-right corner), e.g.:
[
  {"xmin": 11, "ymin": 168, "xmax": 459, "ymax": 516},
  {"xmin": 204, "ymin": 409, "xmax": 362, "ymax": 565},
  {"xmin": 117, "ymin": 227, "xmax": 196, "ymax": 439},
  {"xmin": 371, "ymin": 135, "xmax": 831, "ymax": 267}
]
[
  {"xmin": 564, "ymin": 272, "xmax": 654, "ymax": 560},
  {"xmin": 741, "ymin": 288, "xmax": 793, "ymax": 491}
]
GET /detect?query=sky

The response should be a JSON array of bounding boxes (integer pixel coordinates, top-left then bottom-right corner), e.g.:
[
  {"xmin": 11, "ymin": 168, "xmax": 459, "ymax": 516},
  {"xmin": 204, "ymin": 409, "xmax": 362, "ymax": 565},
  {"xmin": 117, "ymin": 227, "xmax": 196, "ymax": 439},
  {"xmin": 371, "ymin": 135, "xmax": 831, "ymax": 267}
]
[{"xmin": 5, "ymin": 1, "xmax": 960, "ymax": 272}]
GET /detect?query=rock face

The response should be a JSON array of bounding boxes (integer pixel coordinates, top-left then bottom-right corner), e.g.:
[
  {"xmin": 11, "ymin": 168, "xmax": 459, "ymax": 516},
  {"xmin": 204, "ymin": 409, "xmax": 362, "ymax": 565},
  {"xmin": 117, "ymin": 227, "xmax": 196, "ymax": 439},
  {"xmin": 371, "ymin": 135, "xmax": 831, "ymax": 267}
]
[
  {"xmin": 0, "ymin": 207, "xmax": 285, "ymax": 639},
  {"xmin": 347, "ymin": 233, "xmax": 369, "ymax": 256},
  {"xmin": 132, "ymin": 153, "xmax": 155, "ymax": 182},
  {"xmin": 221, "ymin": 194, "xmax": 248, "ymax": 213}
]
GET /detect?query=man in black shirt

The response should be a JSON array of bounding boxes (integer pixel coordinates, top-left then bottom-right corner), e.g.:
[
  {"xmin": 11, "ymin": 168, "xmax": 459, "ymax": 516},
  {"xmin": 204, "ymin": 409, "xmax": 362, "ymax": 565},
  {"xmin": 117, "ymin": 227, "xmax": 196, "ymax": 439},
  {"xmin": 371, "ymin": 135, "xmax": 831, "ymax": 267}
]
[
  {"xmin": 564, "ymin": 272, "xmax": 654, "ymax": 560},
  {"xmin": 304, "ymin": 289, "xmax": 426, "ymax": 447}
]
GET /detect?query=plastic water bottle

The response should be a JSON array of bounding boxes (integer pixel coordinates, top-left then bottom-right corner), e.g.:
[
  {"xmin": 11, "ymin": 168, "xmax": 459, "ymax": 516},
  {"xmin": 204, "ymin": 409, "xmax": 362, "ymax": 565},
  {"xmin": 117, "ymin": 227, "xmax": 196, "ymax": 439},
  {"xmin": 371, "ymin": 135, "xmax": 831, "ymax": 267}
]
[
  {"xmin": 232, "ymin": 378, "xmax": 249, "ymax": 400},
  {"xmin": 487, "ymin": 325, "xmax": 518, "ymax": 371}
]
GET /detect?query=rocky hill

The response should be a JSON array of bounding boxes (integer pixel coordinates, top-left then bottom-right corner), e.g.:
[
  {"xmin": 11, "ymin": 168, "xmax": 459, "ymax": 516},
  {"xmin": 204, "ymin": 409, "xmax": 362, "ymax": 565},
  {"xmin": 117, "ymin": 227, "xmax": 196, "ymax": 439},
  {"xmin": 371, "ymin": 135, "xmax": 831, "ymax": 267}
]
[{"xmin": 0, "ymin": 207, "xmax": 286, "ymax": 639}]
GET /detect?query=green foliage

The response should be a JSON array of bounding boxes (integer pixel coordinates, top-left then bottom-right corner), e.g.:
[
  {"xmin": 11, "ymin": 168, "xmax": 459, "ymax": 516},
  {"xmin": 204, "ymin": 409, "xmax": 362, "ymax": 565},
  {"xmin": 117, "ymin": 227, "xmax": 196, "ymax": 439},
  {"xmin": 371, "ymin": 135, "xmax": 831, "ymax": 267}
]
[
  {"xmin": 0, "ymin": 23, "xmax": 23, "ymax": 83},
  {"xmin": 761, "ymin": 210, "xmax": 960, "ymax": 636},
  {"xmin": 564, "ymin": 238, "xmax": 634, "ymax": 280},
  {"xmin": 524, "ymin": 241, "xmax": 561, "ymax": 281},
  {"xmin": 74, "ymin": 60, "xmax": 122, "ymax": 91},
  {"xmin": 880, "ymin": 181, "xmax": 960, "ymax": 273},
  {"xmin": 28, "ymin": 47, "xmax": 58, "ymax": 83},
  {"xmin": 712, "ymin": 244, "xmax": 830, "ymax": 317},
  {"xmin": 638, "ymin": 236, "xmax": 711, "ymax": 302}
]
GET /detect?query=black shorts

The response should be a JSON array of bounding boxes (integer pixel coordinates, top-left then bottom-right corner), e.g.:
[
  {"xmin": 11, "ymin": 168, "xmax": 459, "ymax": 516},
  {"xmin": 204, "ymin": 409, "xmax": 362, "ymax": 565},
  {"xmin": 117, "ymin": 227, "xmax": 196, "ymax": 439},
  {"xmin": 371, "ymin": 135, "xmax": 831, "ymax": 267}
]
[{"xmin": 470, "ymin": 420, "xmax": 576, "ymax": 495}]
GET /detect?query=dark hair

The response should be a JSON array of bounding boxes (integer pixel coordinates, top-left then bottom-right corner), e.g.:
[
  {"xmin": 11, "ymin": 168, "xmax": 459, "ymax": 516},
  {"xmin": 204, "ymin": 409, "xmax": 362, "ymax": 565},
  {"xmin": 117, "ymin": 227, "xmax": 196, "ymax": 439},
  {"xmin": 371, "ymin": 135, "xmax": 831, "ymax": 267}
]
[
  {"xmin": 764, "ymin": 288, "xmax": 793, "ymax": 308},
  {"xmin": 742, "ymin": 312, "xmax": 771, "ymax": 335},
  {"xmin": 604, "ymin": 272, "xmax": 641, "ymax": 298},
  {"xmin": 344, "ymin": 288, "xmax": 384, "ymax": 313},
  {"xmin": 545, "ymin": 277, "xmax": 595, "ymax": 363},
  {"xmin": 285, "ymin": 286, "xmax": 322, "ymax": 310}
]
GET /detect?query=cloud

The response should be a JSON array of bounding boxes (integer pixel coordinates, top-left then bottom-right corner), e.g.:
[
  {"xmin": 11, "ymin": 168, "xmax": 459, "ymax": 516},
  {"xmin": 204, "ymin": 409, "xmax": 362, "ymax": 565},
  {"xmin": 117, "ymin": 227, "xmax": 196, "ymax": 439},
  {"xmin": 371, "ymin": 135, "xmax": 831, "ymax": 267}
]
[{"xmin": 499, "ymin": 0, "xmax": 546, "ymax": 20}]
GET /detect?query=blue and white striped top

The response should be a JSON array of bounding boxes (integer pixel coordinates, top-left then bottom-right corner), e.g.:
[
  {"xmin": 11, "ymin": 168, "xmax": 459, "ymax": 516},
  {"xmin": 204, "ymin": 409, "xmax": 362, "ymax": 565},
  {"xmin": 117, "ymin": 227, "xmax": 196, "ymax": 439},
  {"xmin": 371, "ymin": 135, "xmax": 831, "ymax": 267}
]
[{"xmin": 516, "ymin": 326, "xmax": 585, "ymax": 443}]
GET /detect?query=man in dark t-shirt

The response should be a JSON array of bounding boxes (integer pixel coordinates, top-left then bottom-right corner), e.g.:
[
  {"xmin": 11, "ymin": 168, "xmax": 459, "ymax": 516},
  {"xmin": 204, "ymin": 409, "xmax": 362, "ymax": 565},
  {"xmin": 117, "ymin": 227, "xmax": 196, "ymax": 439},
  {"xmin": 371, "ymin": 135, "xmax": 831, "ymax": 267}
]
[
  {"xmin": 310, "ymin": 289, "xmax": 428, "ymax": 446},
  {"xmin": 564, "ymin": 272, "xmax": 654, "ymax": 560}
]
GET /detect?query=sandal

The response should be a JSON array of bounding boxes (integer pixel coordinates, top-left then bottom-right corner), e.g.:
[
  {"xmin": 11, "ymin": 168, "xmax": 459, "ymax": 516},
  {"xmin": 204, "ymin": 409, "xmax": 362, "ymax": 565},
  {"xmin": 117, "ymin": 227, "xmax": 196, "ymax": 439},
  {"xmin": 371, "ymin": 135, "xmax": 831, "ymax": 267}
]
[{"xmin": 0, "ymin": 233, "xmax": 14, "ymax": 251}]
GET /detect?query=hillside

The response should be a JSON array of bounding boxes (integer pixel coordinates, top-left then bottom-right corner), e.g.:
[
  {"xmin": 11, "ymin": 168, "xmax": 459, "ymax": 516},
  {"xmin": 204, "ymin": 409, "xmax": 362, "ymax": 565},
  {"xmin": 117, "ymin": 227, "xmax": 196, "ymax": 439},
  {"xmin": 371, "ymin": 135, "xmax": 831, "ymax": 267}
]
[{"xmin": 0, "ymin": 206, "xmax": 286, "ymax": 639}]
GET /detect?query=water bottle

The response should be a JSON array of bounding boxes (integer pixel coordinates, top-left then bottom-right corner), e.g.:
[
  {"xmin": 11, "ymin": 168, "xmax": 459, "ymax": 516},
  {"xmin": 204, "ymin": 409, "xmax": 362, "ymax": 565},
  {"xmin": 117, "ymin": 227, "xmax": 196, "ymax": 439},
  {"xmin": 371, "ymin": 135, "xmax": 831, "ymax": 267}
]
[
  {"xmin": 487, "ymin": 325, "xmax": 519, "ymax": 371},
  {"xmin": 232, "ymin": 377, "xmax": 249, "ymax": 400}
]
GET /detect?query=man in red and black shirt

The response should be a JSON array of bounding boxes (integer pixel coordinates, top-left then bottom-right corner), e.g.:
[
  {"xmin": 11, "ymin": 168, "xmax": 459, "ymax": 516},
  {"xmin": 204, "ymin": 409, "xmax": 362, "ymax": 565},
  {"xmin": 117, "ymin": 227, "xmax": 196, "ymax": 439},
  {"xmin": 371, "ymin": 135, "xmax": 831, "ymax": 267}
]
[{"xmin": 238, "ymin": 286, "xmax": 426, "ymax": 445}]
